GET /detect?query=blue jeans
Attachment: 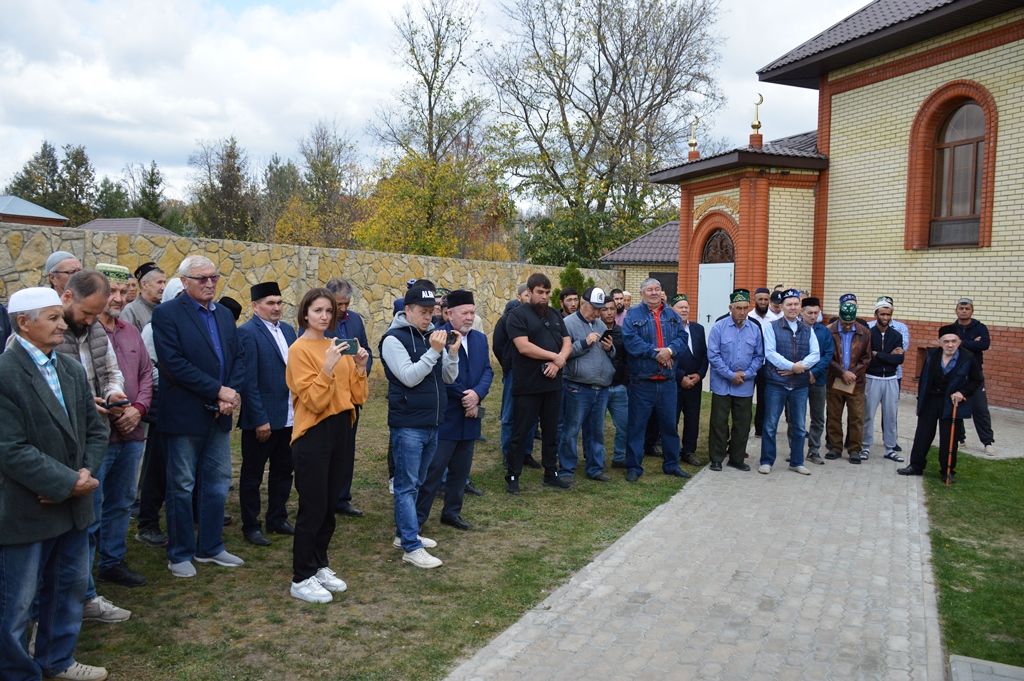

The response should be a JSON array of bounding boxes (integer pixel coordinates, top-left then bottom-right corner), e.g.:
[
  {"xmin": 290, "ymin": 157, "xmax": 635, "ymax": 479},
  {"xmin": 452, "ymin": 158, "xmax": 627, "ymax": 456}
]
[
  {"xmin": 85, "ymin": 439, "xmax": 145, "ymax": 599},
  {"xmin": 165, "ymin": 427, "xmax": 231, "ymax": 565},
  {"xmin": 500, "ymin": 374, "xmax": 534, "ymax": 465},
  {"xmin": 606, "ymin": 385, "xmax": 628, "ymax": 463},
  {"xmin": 625, "ymin": 380, "xmax": 681, "ymax": 475},
  {"xmin": 558, "ymin": 382, "xmax": 609, "ymax": 478},
  {"xmin": 760, "ymin": 383, "xmax": 808, "ymax": 467},
  {"xmin": 391, "ymin": 426, "xmax": 437, "ymax": 553},
  {"xmin": 0, "ymin": 529, "xmax": 89, "ymax": 680}
]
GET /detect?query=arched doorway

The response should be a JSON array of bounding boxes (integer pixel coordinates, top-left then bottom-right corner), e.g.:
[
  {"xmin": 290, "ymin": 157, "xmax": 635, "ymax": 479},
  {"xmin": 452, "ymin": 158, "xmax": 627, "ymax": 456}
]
[{"xmin": 697, "ymin": 228, "xmax": 736, "ymax": 325}]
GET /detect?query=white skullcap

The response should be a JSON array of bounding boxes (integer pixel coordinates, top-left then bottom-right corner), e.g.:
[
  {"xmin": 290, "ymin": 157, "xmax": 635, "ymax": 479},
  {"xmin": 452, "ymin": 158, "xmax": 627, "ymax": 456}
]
[
  {"xmin": 9, "ymin": 287, "xmax": 62, "ymax": 313},
  {"xmin": 162, "ymin": 278, "xmax": 184, "ymax": 303}
]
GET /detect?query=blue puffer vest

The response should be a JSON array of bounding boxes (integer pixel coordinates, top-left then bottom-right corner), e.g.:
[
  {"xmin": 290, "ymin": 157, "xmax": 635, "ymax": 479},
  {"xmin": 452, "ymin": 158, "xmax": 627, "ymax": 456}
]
[
  {"xmin": 380, "ymin": 325, "xmax": 447, "ymax": 428},
  {"xmin": 765, "ymin": 317, "xmax": 811, "ymax": 390}
]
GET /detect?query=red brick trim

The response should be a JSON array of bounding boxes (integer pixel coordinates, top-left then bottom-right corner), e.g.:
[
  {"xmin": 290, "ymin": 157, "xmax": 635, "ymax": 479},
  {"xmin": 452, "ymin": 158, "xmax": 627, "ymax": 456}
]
[
  {"xmin": 813, "ymin": 75, "xmax": 833, "ymax": 298},
  {"xmin": 766, "ymin": 174, "xmax": 819, "ymax": 189},
  {"xmin": 904, "ymin": 80, "xmax": 997, "ymax": 250},
  {"xmin": 677, "ymin": 187, "xmax": 693, "ymax": 315},
  {"xmin": 687, "ymin": 210, "xmax": 741, "ymax": 322},
  {"xmin": 827, "ymin": 18, "xmax": 1024, "ymax": 96}
]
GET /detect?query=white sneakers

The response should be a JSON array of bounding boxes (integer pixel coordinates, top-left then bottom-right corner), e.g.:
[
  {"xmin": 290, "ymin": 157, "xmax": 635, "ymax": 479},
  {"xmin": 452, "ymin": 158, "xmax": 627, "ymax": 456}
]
[
  {"xmin": 984, "ymin": 444, "xmax": 997, "ymax": 456},
  {"xmin": 167, "ymin": 560, "xmax": 196, "ymax": 578},
  {"xmin": 789, "ymin": 465, "xmax": 811, "ymax": 476},
  {"xmin": 290, "ymin": 576, "xmax": 333, "ymax": 603},
  {"xmin": 402, "ymin": 548, "xmax": 443, "ymax": 569},
  {"xmin": 290, "ymin": 568, "xmax": 349, "ymax": 603},
  {"xmin": 194, "ymin": 550, "xmax": 244, "ymax": 567},
  {"xmin": 758, "ymin": 464, "xmax": 771, "ymax": 474},
  {"xmin": 315, "ymin": 567, "xmax": 347, "ymax": 593},
  {"xmin": 82, "ymin": 596, "xmax": 131, "ymax": 623},
  {"xmin": 393, "ymin": 535, "xmax": 437, "ymax": 549},
  {"xmin": 47, "ymin": 661, "xmax": 108, "ymax": 680}
]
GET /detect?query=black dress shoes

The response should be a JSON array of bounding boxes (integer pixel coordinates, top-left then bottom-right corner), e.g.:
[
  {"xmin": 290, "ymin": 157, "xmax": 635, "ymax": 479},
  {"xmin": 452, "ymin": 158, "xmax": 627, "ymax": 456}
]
[
  {"xmin": 543, "ymin": 476, "xmax": 571, "ymax": 489},
  {"xmin": 268, "ymin": 520, "xmax": 296, "ymax": 534},
  {"xmin": 681, "ymin": 453, "xmax": 701, "ymax": 466},
  {"xmin": 848, "ymin": 456, "xmax": 861, "ymax": 465},
  {"xmin": 97, "ymin": 562, "xmax": 147, "ymax": 587},
  {"xmin": 665, "ymin": 468, "xmax": 691, "ymax": 479},
  {"xmin": 464, "ymin": 481, "xmax": 484, "ymax": 497},
  {"xmin": 523, "ymin": 456, "xmax": 542, "ymax": 469},
  {"xmin": 726, "ymin": 462, "xmax": 751, "ymax": 472},
  {"xmin": 588, "ymin": 473, "xmax": 611, "ymax": 482},
  {"xmin": 506, "ymin": 475, "xmax": 520, "ymax": 495},
  {"xmin": 335, "ymin": 502, "xmax": 365, "ymax": 518},
  {"xmin": 897, "ymin": 465, "xmax": 923, "ymax": 476},
  {"xmin": 709, "ymin": 462, "xmax": 723, "ymax": 471},
  {"xmin": 441, "ymin": 515, "xmax": 471, "ymax": 531},
  {"xmin": 244, "ymin": 530, "xmax": 271, "ymax": 546}
]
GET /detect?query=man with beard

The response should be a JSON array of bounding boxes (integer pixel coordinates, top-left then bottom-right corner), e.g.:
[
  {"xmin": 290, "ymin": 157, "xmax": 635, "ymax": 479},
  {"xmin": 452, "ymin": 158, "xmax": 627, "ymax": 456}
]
[
  {"xmin": 862, "ymin": 297, "xmax": 905, "ymax": 463},
  {"xmin": 748, "ymin": 287, "xmax": 779, "ymax": 438},
  {"xmin": 416, "ymin": 290, "xmax": 492, "ymax": 531},
  {"xmin": 504, "ymin": 273, "xmax": 571, "ymax": 494},
  {"xmin": 90, "ymin": 264, "xmax": 152, "ymax": 590},
  {"xmin": 610, "ymin": 288, "xmax": 626, "ymax": 326},
  {"xmin": 120, "ymin": 262, "xmax": 166, "ymax": 332}
]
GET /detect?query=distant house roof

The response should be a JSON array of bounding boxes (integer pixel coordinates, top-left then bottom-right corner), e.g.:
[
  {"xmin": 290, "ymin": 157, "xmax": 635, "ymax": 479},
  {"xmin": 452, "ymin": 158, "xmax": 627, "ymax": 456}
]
[
  {"xmin": 78, "ymin": 217, "xmax": 176, "ymax": 237},
  {"xmin": 758, "ymin": 0, "xmax": 1018, "ymax": 89},
  {"xmin": 650, "ymin": 131, "xmax": 827, "ymax": 185},
  {"xmin": 0, "ymin": 195, "xmax": 67, "ymax": 222},
  {"xmin": 600, "ymin": 221, "xmax": 679, "ymax": 265}
]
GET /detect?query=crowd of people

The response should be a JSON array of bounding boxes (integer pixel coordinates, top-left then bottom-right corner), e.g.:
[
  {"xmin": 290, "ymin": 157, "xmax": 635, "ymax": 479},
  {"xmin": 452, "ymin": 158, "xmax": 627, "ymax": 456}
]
[{"xmin": 0, "ymin": 251, "xmax": 996, "ymax": 681}]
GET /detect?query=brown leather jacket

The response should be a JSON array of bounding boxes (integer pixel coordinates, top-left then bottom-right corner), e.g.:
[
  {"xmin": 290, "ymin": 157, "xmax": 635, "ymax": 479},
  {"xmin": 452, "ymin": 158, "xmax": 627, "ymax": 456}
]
[{"xmin": 827, "ymin": 321, "xmax": 872, "ymax": 388}]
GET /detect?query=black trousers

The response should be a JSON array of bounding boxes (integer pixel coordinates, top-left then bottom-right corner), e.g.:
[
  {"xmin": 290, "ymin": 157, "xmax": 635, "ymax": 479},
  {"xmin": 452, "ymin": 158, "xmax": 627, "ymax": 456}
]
[
  {"xmin": 507, "ymin": 390, "xmax": 560, "ymax": 478},
  {"xmin": 337, "ymin": 405, "xmax": 361, "ymax": 505},
  {"xmin": 291, "ymin": 412, "xmax": 352, "ymax": 582},
  {"xmin": 675, "ymin": 386, "xmax": 703, "ymax": 455},
  {"xmin": 909, "ymin": 394, "xmax": 961, "ymax": 476},
  {"xmin": 956, "ymin": 380, "xmax": 994, "ymax": 445},
  {"xmin": 240, "ymin": 427, "xmax": 293, "ymax": 533},
  {"xmin": 417, "ymin": 438, "xmax": 475, "ymax": 525},
  {"xmin": 137, "ymin": 429, "xmax": 166, "ymax": 532},
  {"xmin": 754, "ymin": 366, "xmax": 767, "ymax": 436}
]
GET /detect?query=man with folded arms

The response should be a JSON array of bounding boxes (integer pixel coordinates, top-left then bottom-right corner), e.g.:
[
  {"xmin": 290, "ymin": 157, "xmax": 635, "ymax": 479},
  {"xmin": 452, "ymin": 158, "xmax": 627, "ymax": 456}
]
[
  {"xmin": 0, "ymin": 287, "xmax": 110, "ymax": 681},
  {"xmin": 862, "ymin": 296, "xmax": 905, "ymax": 463}
]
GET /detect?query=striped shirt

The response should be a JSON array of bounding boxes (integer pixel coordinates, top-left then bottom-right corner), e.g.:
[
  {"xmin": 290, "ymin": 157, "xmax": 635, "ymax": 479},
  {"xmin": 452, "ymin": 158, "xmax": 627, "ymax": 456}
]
[{"xmin": 15, "ymin": 334, "xmax": 67, "ymax": 413}]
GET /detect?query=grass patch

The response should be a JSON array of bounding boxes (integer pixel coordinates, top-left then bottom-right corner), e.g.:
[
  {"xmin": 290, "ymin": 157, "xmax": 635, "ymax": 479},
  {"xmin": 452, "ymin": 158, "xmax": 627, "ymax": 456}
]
[
  {"xmin": 924, "ymin": 453, "xmax": 1024, "ymax": 666},
  {"xmin": 77, "ymin": 377, "xmax": 703, "ymax": 680}
]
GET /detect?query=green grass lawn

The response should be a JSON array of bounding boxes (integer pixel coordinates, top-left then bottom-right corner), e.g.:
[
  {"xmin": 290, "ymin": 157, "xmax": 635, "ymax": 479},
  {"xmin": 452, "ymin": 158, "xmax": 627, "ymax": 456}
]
[
  {"xmin": 76, "ymin": 378, "xmax": 703, "ymax": 680},
  {"xmin": 924, "ymin": 453, "xmax": 1024, "ymax": 667}
]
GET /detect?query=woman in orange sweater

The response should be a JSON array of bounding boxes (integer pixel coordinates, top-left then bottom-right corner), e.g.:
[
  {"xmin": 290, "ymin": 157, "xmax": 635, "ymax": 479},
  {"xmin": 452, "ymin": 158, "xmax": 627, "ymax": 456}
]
[{"xmin": 286, "ymin": 287, "xmax": 369, "ymax": 603}]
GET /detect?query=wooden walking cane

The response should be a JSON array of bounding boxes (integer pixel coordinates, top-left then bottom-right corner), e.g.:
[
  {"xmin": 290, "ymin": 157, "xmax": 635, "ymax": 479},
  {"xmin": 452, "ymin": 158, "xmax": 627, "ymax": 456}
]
[{"xmin": 946, "ymin": 401, "xmax": 958, "ymax": 487}]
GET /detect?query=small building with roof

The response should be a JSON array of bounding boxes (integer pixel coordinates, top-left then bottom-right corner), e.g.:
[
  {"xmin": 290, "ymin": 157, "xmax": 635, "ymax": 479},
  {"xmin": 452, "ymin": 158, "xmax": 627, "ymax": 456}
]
[
  {"xmin": 77, "ymin": 217, "xmax": 176, "ymax": 237},
  {"xmin": 0, "ymin": 195, "xmax": 67, "ymax": 228},
  {"xmin": 599, "ymin": 221, "xmax": 681, "ymax": 301},
  {"xmin": 648, "ymin": 0, "xmax": 1023, "ymax": 407}
]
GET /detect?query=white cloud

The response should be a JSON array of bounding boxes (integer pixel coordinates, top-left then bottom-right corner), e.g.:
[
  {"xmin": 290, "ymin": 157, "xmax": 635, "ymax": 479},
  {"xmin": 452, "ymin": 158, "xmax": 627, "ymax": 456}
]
[{"xmin": 0, "ymin": 0, "xmax": 868, "ymax": 201}]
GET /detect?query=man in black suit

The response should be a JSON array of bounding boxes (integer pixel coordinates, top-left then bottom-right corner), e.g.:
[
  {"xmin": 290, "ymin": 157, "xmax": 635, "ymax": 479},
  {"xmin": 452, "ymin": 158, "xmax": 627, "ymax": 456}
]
[
  {"xmin": 671, "ymin": 295, "xmax": 708, "ymax": 466},
  {"xmin": 152, "ymin": 255, "xmax": 245, "ymax": 578},
  {"xmin": 237, "ymin": 282, "xmax": 296, "ymax": 546}
]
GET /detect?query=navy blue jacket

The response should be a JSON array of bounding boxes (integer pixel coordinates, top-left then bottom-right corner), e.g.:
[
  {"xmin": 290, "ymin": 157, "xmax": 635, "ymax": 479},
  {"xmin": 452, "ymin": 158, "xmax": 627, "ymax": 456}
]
[
  {"xmin": 622, "ymin": 303, "xmax": 687, "ymax": 381},
  {"xmin": 866, "ymin": 325, "xmax": 905, "ymax": 378},
  {"xmin": 810, "ymin": 323, "xmax": 834, "ymax": 385},
  {"xmin": 916, "ymin": 347, "xmax": 983, "ymax": 420},
  {"xmin": 675, "ymin": 321, "xmax": 708, "ymax": 384},
  {"xmin": 326, "ymin": 310, "xmax": 373, "ymax": 373},
  {"xmin": 949, "ymin": 318, "xmax": 990, "ymax": 366},
  {"xmin": 438, "ymin": 324, "xmax": 494, "ymax": 441},
  {"xmin": 152, "ymin": 294, "xmax": 245, "ymax": 434},
  {"xmin": 237, "ymin": 316, "xmax": 296, "ymax": 431}
]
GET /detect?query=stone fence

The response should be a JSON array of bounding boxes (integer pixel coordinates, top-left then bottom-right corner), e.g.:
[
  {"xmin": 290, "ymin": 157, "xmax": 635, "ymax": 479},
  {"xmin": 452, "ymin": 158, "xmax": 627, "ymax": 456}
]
[{"xmin": 0, "ymin": 224, "xmax": 622, "ymax": 363}]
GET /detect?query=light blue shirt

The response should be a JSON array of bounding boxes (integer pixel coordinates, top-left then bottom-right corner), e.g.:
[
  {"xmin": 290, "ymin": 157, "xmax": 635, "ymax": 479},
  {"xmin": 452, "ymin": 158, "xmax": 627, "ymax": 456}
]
[
  {"xmin": 15, "ymin": 334, "xmax": 67, "ymax": 413},
  {"xmin": 763, "ymin": 317, "xmax": 820, "ymax": 371},
  {"xmin": 707, "ymin": 317, "xmax": 764, "ymax": 397}
]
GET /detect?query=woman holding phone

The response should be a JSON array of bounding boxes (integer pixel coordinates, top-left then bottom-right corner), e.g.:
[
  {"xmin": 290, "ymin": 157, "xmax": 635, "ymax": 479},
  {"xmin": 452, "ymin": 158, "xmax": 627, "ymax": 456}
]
[{"xmin": 286, "ymin": 288, "xmax": 369, "ymax": 603}]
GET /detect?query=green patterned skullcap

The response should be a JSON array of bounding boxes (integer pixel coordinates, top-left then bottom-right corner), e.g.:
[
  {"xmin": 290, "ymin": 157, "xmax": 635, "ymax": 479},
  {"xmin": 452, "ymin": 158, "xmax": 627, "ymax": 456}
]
[
  {"xmin": 730, "ymin": 289, "xmax": 750, "ymax": 303},
  {"xmin": 96, "ymin": 263, "xmax": 130, "ymax": 283}
]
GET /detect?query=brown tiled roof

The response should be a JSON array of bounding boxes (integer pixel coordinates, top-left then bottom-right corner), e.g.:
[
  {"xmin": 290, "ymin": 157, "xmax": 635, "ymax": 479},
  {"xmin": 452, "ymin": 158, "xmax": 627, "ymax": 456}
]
[
  {"xmin": 650, "ymin": 131, "xmax": 826, "ymax": 185},
  {"xmin": 600, "ymin": 221, "xmax": 679, "ymax": 265},
  {"xmin": 79, "ymin": 217, "xmax": 176, "ymax": 237},
  {"xmin": 758, "ymin": 0, "xmax": 1019, "ymax": 88}
]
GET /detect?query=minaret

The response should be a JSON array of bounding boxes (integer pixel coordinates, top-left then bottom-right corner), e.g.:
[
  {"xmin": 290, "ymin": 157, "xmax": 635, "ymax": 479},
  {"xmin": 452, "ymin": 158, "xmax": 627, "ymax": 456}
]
[{"xmin": 750, "ymin": 93, "xmax": 764, "ymax": 149}]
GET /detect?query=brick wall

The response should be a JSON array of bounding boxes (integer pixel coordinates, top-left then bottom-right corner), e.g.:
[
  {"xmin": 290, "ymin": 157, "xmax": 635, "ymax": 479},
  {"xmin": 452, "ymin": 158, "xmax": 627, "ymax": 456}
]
[
  {"xmin": 623, "ymin": 264, "xmax": 677, "ymax": 296},
  {"xmin": 823, "ymin": 33, "xmax": 1024, "ymax": 329},
  {"xmin": 767, "ymin": 186, "xmax": 815, "ymax": 291}
]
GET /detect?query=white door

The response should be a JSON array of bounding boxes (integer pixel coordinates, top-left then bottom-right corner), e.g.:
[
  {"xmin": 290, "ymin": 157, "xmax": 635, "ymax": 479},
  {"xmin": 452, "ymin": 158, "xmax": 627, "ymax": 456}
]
[{"xmin": 697, "ymin": 263, "xmax": 735, "ymax": 326}]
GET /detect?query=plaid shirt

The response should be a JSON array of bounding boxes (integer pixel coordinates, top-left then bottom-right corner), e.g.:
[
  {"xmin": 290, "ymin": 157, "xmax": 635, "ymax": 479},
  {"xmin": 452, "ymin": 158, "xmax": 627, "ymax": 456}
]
[{"xmin": 15, "ymin": 334, "xmax": 67, "ymax": 413}]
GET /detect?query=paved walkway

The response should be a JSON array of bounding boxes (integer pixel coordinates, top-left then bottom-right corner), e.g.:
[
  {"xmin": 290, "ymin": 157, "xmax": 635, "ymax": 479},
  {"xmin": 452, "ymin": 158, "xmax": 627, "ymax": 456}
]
[{"xmin": 447, "ymin": 399, "xmax": 1022, "ymax": 681}]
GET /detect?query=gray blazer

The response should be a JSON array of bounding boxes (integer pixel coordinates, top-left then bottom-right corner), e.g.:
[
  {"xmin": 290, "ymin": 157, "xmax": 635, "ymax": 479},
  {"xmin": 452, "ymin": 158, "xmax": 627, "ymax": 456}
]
[{"xmin": 0, "ymin": 340, "xmax": 109, "ymax": 545}]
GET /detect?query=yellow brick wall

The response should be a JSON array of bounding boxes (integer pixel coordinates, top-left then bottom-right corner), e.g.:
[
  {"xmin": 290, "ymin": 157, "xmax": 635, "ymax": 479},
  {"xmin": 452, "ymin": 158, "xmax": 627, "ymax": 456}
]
[
  {"xmin": 623, "ymin": 265, "xmax": 677, "ymax": 296},
  {"xmin": 767, "ymin": 186, "xmax": 815, "ymax": 292},
  {"xmin": 824, "ymin": 37, "xmax": 1024, "ymax": 326},
  {"xmin": 692, "ymin": 188, "xmax": 741, "ymax": 230}
]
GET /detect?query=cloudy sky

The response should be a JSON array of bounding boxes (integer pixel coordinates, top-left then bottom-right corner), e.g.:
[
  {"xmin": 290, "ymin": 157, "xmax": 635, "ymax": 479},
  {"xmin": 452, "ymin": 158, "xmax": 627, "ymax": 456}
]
[{"xmin": 0, "ymin": 0, "xmax": 866, "ymax": 201}]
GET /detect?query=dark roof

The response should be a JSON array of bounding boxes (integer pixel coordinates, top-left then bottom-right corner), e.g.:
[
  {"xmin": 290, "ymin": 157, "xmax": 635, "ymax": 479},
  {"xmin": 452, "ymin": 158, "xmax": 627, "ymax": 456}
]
[
  {"xmin": 758, "ymin": 0, "xmax": 1021, "ymax": 89},
  {"xmin": 649, "ymin": 131, "xmax": 827, "ymax": 185},
  {"xmin": 0, "ymin": 195, "xmax": 67, "ymax": 222},
  {"xmin": 78, "ymin": 217, "xmax": 176, "ymax": 237},
  {"xmin": 600, "ymin": 221, "xmax": 679, "ymax": 265}
]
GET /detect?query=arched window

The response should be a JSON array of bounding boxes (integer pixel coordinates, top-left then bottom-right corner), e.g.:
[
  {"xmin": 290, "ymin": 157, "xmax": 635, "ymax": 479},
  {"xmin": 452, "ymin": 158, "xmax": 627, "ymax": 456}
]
[
  {"xmin": 701, "ymin": 229, "xmax": 735, "ymax": 263},
  {"xmin": 931, "ymin": 102, "xmax": 984, "ymax": 246}
]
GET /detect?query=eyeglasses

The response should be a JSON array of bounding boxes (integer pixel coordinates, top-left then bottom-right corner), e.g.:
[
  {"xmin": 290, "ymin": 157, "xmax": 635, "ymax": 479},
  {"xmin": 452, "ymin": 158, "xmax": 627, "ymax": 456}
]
[
  {"xmin": 184, "ymin": 274, "xmax": 220, "ymax": 285},
  {"xmin": 52, "ymin": 269, "xmax": 82, "ymax": 276}
]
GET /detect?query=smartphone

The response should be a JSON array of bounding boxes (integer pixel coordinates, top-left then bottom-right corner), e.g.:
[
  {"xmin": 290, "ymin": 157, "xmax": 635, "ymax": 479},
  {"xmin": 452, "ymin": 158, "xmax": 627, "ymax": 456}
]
[
  {"xmin": 600, "ymin": 329, "xmax": 612, "ymax": 340},
  {"xmin": 445, "ymin": 331, "xmax": 458, "ymax": 347},
  {"xmin": 334, "ymin": 338, "xmax": 359, "ymax": 355},
  {"xmin": 106, "ymin": 399, "xmax": 131, "ymax": 408}
]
